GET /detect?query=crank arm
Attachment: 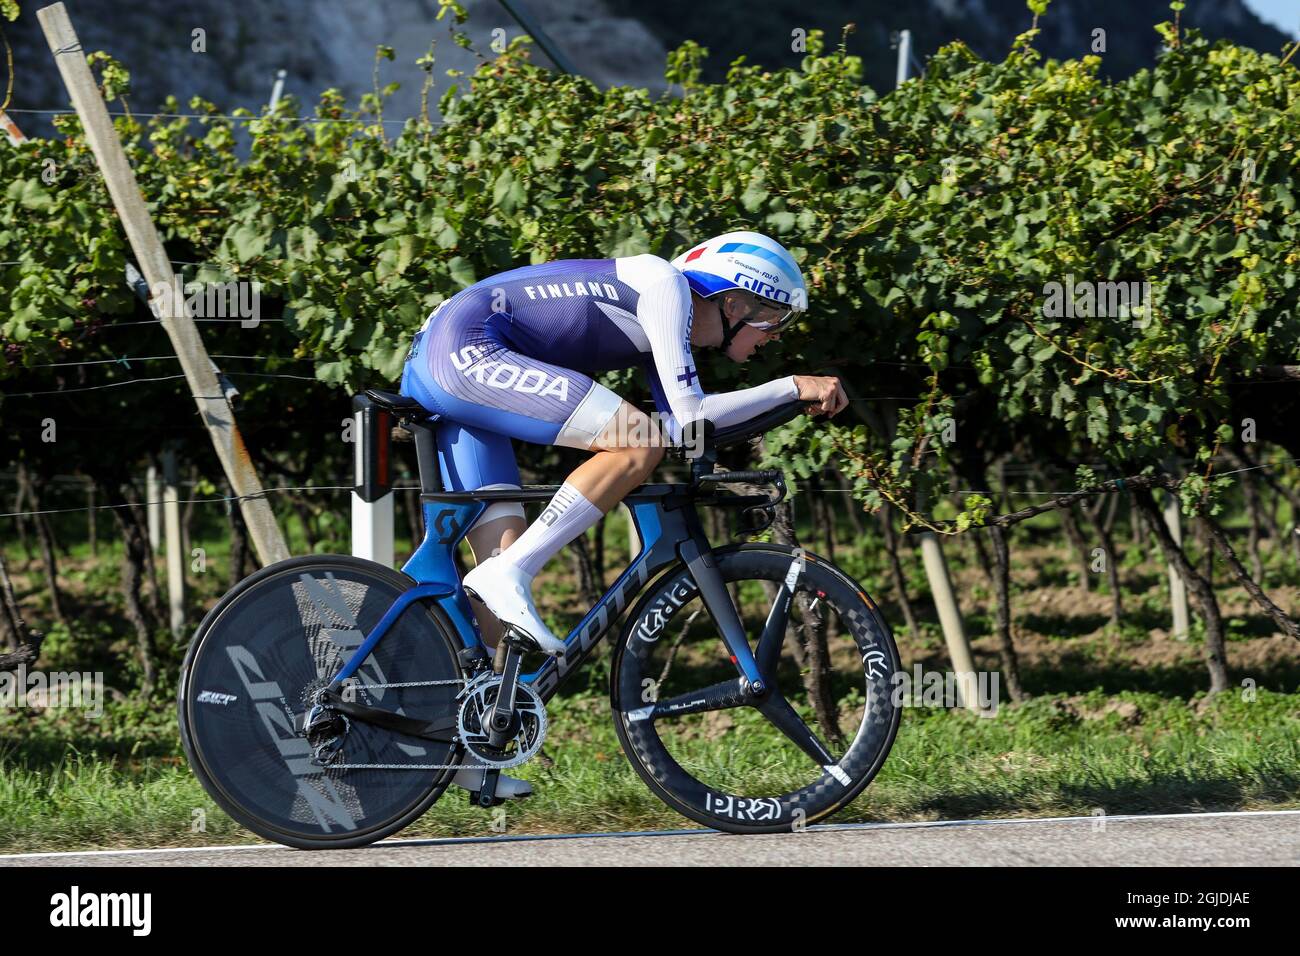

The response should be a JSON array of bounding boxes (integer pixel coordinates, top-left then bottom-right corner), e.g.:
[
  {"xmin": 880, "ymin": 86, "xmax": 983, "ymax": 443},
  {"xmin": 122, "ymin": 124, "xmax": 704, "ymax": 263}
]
[{"xmin": 487, "ymin": 645, "xmax": 523, "ymax": 749}]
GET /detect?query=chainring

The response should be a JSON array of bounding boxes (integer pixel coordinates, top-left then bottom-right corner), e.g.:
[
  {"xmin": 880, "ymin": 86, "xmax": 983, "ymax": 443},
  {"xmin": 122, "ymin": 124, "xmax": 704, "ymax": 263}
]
[{"xmin": 456, "ymin": 672, "xmax": 548, "ymax": 770}]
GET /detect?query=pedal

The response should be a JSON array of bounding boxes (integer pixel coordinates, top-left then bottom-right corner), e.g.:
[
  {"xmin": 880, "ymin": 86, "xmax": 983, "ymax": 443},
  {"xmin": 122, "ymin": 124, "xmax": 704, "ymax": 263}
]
[
  {"xmin": 486, "ymin": 645, "xmax": 524, "ymax": 750},
  {"xmin": 501, "ymin": 623, "xmax": 537, "ymax": 653},
  {"xmin": 502, "ymin": 624, "xmax": 556, "ymax": 657}
]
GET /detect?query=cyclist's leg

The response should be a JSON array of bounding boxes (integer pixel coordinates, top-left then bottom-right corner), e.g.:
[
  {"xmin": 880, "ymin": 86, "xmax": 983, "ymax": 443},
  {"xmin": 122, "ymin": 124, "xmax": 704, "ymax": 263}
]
[
  {"xmin": 567, "ymin": 399, "xmax": 667, "ymax": 507},
  {"xmin": 433, "ymin": 419, "xmax": 527, "ymax": 649},
  {"xmin": 434, "ymin": 418, "xmax": 525, "ymax": 550},
  {"xmin": 429, "ymin": 419, "xmax": 535, "ymax": 799},
  {"xmin": 423, "ymin": 367, "xmax": 663, "ymax": 577},
  {"xmin": 402, "ymin": 303, "xmax": 664, "ymax": 649},
  {"xmin": 468, "ymin": 402, "xmax": 663, "ymax": 633}
]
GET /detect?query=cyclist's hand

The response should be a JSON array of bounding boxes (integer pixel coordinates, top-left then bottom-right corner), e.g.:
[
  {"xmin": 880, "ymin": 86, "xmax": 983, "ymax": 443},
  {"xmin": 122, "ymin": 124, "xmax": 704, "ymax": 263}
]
[{"xmin": 793, "ymin": 374, "xmax": 848, "ymax": 417}]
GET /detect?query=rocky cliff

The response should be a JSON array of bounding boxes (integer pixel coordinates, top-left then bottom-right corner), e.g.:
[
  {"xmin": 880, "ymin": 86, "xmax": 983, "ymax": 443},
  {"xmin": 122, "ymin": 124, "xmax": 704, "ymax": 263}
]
[
  {"xmin": 2, "ymin": 0, "xmax": 1292, "ymax": 140},
  {"xmin": 3, "ymin": 0, "xmax": 669, "ymax": 138}
]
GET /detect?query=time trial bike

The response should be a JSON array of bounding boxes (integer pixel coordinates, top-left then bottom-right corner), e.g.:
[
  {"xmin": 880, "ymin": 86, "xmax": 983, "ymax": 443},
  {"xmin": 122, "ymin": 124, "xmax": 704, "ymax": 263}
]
[{"xmin": 178, "ymin": 391, "xmax": 902, "ymax": 849}]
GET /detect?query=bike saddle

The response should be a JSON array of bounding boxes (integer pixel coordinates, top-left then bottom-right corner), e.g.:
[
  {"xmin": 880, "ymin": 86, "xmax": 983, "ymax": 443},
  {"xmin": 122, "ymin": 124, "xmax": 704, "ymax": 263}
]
[{"xmin": 363, "ymin": 388, "xmax": 432, "ymax": 419}]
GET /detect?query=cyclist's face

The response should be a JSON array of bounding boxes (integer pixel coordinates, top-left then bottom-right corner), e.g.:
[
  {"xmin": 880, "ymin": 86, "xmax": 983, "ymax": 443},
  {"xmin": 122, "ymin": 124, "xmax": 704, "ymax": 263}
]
[
  {"xmin": 725, "ymin": 318, "xmax": 782, "ymax": 362},
  {"xmin": 721, "ymin": 293, "xmax": 783, "ymax": 362}
]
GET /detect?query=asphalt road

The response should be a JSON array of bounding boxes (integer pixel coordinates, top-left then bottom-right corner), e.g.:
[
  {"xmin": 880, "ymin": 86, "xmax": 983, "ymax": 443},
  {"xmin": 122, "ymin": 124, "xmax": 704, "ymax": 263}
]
[{"xmin": 3, "ymin": 810, "xmax": 1298, "ymax": 866}]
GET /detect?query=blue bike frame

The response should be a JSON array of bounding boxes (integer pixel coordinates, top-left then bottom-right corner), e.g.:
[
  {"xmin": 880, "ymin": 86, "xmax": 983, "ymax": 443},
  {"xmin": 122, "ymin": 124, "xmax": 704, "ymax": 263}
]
[{"xmin": 329, "ymin": 484, "xmax": 768, "ymax": 704}]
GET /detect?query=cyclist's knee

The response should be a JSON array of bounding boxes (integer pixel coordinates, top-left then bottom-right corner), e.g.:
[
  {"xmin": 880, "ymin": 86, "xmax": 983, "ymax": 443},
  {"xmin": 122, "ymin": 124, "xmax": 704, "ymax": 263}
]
[
  {"xmin": 598, "ymin": 442, "xmax": 661, "ymax": 485},
  {"xmin": 625, "ymin": 441, "xmax": 664, "ymax": 477}
]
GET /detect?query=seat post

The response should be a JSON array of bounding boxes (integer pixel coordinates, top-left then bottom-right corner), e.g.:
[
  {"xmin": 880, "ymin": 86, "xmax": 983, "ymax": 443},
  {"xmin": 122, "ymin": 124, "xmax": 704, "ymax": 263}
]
[{"xmin": 408, "ymin": 421, "xmax": 443, "ymax": 495}]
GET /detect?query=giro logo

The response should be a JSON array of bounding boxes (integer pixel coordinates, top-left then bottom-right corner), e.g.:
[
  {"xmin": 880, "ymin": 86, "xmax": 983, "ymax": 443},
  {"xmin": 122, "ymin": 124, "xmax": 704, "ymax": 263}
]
[
  {"xmin": 449, "ymin": 346, "xmax": 570, "ymax": 401},
  {"xmin": 733, "ymin": 272, "xmax": 791, "ymax": 304},
  {"xmin": 434, "ymin": 509, "xmax": 463, "ymax": 543}
]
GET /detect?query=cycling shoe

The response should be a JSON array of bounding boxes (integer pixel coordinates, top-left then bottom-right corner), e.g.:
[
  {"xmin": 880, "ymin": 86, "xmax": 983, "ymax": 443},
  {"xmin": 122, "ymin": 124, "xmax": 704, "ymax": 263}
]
[{"xmin": 462, "ymin": 557, "xmax": 567, "ymax": 656}]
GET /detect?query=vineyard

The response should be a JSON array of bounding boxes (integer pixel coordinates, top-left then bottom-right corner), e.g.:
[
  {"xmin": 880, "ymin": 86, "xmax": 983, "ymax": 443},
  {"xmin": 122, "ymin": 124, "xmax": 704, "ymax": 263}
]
[{"xmin": 2, "ymin": 0, "xmax": 1300, "ymax": 848}]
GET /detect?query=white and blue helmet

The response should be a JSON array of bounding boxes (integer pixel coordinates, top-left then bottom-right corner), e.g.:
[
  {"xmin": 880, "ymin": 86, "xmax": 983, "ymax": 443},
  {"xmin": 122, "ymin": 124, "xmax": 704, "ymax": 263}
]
[{"xmin": 670, "ymin": 230, "xmax": 808, "ymax": 314}]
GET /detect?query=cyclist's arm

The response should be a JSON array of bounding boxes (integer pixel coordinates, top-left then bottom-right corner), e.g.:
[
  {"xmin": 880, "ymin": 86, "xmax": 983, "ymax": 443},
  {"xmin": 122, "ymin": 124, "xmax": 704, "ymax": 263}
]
[{"xmin": 634, "ymin": 257, "xmax": 797, "ymax": 440}]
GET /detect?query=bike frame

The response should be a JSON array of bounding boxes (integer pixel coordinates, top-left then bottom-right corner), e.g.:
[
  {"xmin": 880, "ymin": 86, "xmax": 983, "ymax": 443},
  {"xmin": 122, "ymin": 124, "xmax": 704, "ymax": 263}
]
[{"xmin": 329, "ymin": 483, "xmax": 767, "ymax": 704}]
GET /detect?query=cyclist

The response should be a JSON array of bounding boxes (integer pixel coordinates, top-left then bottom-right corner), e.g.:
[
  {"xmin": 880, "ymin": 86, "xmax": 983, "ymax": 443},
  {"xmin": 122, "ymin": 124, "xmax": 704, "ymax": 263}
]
[{"xmin": 400, "ymin": 231, "xmax": 847, "ymax": 795}]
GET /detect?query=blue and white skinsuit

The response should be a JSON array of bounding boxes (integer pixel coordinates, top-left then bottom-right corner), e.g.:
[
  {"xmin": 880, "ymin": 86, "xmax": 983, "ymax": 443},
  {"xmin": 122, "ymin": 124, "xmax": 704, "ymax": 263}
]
[{"xmin": 399, "ymin": 254, "xmax": 798, "ymax": 515}]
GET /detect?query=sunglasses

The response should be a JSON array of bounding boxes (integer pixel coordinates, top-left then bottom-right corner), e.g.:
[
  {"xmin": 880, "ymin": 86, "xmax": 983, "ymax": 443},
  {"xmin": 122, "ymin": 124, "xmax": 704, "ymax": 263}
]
[{"xmin": 722, "ymin": 290, "xmax": 799, "ymax": 333}]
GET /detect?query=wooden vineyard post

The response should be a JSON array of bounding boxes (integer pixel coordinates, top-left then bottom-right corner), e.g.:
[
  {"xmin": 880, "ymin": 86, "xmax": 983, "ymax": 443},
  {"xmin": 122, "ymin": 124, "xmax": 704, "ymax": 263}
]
[
  {"xmin": 37, "ymin": 3, "xmax": 289, "ymax": 567},
  {"xmin": 917, "ymin": 528, "xmax": 982, "ymax": 713},
  {"xmin": 1163, "ymin": 489, "xmax": 1191, "ymax": 640},
  {"xmin": 146, "ymin": 463, "xmax": 161, "ymax": 551}
]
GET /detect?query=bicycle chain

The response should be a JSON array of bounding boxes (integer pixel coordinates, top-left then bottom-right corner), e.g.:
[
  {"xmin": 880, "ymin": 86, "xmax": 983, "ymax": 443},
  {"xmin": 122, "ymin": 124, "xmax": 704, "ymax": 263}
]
[
  {"xmin": 330, "ymin": 678, "xmax": 472, "ymax": 690},
  {"xmin": 327, "ymin": 762, "xmax": 489, "ymax": 771},
  {"xmin": 316, "ymin": 676, "xmax": 471, "ymax": 771},
  {"xmin": 322, "ymin": 671, "xmax": 545, "ymax": 772}
]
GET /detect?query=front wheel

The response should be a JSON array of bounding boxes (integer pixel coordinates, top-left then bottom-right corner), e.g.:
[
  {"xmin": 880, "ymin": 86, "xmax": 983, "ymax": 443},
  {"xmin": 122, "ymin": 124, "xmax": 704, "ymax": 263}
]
[{"xmin": 611, "ymin": 544, "xmax": 902, "ymax": 833}]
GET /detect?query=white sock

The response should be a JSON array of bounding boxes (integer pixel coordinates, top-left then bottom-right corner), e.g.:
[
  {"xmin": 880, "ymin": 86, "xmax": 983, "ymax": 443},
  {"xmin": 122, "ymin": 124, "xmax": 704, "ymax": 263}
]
[{"xmin": 498, "ymin": 482, "xmax": 603, "ymax": 578}]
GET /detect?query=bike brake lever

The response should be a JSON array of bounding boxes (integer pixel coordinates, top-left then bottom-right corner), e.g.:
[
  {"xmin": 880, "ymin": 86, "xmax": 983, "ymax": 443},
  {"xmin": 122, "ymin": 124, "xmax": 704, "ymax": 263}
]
[{"xmin": 733, "ymin": 504, "xmax": 777, "ymax": 539}]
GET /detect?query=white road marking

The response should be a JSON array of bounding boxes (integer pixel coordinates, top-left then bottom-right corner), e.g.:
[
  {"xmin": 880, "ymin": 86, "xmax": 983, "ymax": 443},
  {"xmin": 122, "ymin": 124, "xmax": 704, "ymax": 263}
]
[{"xmin": 4, "ymin": 808, "xmax": 1300, "ymax": 861}]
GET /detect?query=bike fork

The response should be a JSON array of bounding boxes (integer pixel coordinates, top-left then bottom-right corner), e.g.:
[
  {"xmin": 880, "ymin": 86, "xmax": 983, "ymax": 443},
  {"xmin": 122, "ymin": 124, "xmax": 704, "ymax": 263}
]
[{"xmin": 679, "ymin": 537, "xmax": 766, "ymax": 691}]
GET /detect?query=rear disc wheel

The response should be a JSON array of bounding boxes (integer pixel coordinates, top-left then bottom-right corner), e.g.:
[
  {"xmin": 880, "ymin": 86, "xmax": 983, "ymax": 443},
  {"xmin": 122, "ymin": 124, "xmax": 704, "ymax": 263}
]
[{"xmin": 178, "ymin": 555, "xmax": 465, "ymax": 849}]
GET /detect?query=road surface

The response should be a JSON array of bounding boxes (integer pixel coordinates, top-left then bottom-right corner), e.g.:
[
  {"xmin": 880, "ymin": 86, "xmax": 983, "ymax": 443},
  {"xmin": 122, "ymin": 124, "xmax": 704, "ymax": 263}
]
[{"xmin": 3, "ymin": 810, "xmax": 1298, "ymax": 866}]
